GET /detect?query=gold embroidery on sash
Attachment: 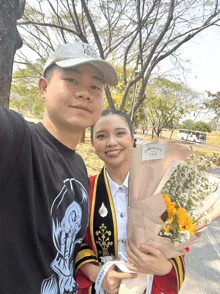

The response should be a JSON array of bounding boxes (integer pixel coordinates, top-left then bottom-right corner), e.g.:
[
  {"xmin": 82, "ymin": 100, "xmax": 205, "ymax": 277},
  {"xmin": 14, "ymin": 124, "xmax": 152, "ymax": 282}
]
[
  {"xmin": 95, "ymin": 223, "xmax": 113, "ymax": 256},
  {"xmin": 103, "ymin": 168, "xmax": 118, "ymax": 258}
]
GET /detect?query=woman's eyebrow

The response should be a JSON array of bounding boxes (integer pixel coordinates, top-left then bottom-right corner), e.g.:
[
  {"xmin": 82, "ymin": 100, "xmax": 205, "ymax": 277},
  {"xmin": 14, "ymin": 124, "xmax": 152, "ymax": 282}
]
[
  {"xmin": 95, "ymin": 129, "xmax": 106, "ymax": 134},
  {"xmin": 95, "ymin": 127, "xmax": 127, "ymax": 134}
]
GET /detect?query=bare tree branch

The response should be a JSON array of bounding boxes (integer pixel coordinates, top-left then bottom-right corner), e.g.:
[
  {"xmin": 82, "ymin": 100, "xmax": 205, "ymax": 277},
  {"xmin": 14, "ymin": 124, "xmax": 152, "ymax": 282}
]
[
  {"xmin": 13, "ymin": 0, "xmax": 220, "ymax": 116},
  {"xmin": 18, "ymin": 20, "xmax": 80, "ymax": 36}
]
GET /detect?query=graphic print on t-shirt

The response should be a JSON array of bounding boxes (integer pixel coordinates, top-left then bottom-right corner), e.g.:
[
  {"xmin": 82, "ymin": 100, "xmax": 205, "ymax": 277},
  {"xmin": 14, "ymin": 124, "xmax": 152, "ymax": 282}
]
[{"xmin": 41, "ymin": 178, "xmax": 88, "ymax": 294}]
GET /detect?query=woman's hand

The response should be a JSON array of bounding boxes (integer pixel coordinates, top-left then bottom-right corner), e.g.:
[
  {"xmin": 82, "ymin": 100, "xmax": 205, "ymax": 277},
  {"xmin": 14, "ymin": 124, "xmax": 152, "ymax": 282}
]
[
  {"xmin": 126, "ymin": 238, "xmax": 173, "ymax": 276},
  {"xmin": 101, "ymin": 264, "xmax": 137, "ymax": 293},
  {"xmin": 81, "ymin": 262, "xmax": 137, "ymax": 293}
]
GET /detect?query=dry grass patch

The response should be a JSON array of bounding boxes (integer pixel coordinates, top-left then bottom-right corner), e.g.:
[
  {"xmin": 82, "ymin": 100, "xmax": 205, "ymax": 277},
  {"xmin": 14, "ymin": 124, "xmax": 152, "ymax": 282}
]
[
  {"xmin": 76, "ymin": 131, "xmax": 104, "ymax": 177},
  {"xmin": 161, "ymin": 130, "xmax": 178, "ymax": 138},
  {"xmin": 192, "ymin": 146, "xmax": 220, "ymax": 166},
  {"xmin": 192, "ymin": 146, "xmax": 219, "ymax": 156},
  {"xmin": 206, "ymin": 132, "xmax": 220, "ymax": 147}
]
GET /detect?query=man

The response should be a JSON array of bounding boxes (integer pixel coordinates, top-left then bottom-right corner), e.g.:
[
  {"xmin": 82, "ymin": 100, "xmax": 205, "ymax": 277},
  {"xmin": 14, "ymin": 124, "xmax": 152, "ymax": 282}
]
[{"xmin": 0, "ymin": 42, "xmax": 118, "ymax": 294}]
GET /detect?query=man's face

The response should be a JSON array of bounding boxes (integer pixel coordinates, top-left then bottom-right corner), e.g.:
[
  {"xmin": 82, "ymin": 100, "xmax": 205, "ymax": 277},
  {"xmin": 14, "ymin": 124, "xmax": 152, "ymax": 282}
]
[{"xmin": 39, "ymin": 65, "xmax": 104, "ymax": 133}]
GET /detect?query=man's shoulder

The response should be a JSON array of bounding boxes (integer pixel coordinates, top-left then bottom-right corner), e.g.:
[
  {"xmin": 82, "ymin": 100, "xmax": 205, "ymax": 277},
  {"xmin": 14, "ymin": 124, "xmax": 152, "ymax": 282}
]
[
  {"xmin": 0, "ymin": 106, "xmax": 29, "ymax": 143},
  {"xmin": 0, "ymin": 106, "xmax": 26, "ymax": 125},
  {"xmin": 0, "ymin": 107, "xmax": 45, "ymax": 158}
]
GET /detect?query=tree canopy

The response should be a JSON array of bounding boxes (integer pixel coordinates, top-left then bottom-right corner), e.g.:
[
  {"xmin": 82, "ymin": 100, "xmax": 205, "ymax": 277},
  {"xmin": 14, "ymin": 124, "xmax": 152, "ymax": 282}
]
[
  {"xmin": 140, "ymin": 78, "xmax": 200, "ymax": 137},
  {"xmin": 179, "ymin": 119, "xmax": 212, "ymax": 133},
  {"xmin": 191, "ymin": 121, "xmax": 212, "ymax": 133},
  {"xmin": 204, "ymin": 91, "xmax": 220, "ymax": 119},
  {"xmin": 10, "ymin": 60, "xmax": 45, "ymax": 118},
  {"xmin": 12, "ymin": 0, "xmax": 220, "ymax": 115}
]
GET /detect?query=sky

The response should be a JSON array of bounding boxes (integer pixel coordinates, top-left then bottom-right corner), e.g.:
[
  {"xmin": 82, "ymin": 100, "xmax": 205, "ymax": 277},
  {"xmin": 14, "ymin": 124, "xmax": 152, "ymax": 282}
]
[
  {"xmin": 181, "ymin": 25, "xmax": 220, "ymax": 95},
  {"xmin": 160, "ymin": 25, "xmax": 220, "ymax": 123},
  {"xmin": 183, "ymin": 25, "xmax": 220, "ymax": 122},
  {"xmin": 159, "ymin": 25, "xmax": 220, "ymax": 95}
]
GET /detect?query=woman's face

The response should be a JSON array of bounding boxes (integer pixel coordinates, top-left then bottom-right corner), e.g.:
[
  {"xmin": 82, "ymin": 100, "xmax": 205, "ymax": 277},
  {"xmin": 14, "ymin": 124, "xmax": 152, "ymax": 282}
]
[{"xmin": 93, "ymin": 114, "xmax": 134, "ymax": 170}]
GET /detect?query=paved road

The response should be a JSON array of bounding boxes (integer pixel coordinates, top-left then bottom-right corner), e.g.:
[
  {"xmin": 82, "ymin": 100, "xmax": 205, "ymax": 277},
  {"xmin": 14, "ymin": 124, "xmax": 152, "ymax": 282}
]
[
  {"xmin": 179, "ymin": 219, "xmax": 220, "ymax": 294},
  {"xmin": 136, "ymin": 135, "xmax": 220, "ymax": 294},
  {"xmin": 212, "ymin": 166, "xmax": 220, "ymax": 178},
  {"xmin": 179, "ymin": 168, "xmax": 220, "ymax": 294}
]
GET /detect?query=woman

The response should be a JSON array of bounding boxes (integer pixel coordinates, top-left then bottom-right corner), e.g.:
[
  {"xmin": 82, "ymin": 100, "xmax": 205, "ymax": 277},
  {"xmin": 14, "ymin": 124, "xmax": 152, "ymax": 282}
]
[{"xmin": 76, "ymin": 110, "xmax": 186, "ymax": 294}]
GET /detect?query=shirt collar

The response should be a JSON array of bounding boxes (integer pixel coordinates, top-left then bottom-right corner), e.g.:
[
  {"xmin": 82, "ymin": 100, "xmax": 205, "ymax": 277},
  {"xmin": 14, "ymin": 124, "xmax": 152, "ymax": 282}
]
[{"xmin": 106, "ymin": 169, "xmax": 129, "ymax": 198}]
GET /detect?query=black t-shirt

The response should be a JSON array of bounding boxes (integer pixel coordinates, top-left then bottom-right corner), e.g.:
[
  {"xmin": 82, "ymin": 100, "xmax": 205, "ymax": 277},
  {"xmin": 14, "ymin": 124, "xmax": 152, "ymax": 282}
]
[{"xmin": 0, "ymin": 106, "xmax": 90, "ymax": 294}]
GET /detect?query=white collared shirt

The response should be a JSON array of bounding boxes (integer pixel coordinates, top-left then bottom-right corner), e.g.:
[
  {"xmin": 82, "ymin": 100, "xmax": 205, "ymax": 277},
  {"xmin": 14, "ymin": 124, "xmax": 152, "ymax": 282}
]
[{"xmin": 106, "ymin": 171, "xmax": 129, "ymax": 253}]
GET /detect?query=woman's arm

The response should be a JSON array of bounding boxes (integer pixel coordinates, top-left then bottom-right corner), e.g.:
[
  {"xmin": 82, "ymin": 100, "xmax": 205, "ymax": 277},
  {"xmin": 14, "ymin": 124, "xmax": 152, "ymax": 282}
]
[
  {"xmin": 80, "ymin": 263, "xmax": 100, "ymax": 283},
  {"xmin": 126, "ymin": 238, "xmax": 173, "ymax": 275},
  {"xmin": 125, "ymin": 238, "xmax": 187, "ymax": 293}
]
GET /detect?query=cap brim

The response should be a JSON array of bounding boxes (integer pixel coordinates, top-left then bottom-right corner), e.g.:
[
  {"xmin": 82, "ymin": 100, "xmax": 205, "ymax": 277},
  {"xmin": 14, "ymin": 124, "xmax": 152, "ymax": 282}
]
[{"xmin": 55, "ymin": 58, "xmax": 118, "ymax": 86}]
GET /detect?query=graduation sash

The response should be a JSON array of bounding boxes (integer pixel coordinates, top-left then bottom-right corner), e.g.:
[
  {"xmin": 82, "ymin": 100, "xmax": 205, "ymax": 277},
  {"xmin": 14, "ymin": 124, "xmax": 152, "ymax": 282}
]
[{"xmin": 90, "ymin": 167, "xmax": 118, "ymax": 259}]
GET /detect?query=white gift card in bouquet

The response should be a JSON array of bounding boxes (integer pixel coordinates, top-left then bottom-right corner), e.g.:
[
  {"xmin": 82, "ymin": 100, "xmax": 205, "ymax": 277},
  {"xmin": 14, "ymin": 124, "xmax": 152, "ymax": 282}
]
[{"xmin": 119, "ymin": 139, "xmax": 219, "ymax": 294}]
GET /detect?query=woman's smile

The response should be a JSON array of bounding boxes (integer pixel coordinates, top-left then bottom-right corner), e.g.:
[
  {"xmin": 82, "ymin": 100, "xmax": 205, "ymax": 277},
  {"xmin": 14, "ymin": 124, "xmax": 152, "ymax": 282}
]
[
  {"xmin": 105, "ymin": 149, "xmax": 122, "ymax": 157},
  {"xmin": 93, "ymin": 115, "xmax": 134, "ymax": 169}
]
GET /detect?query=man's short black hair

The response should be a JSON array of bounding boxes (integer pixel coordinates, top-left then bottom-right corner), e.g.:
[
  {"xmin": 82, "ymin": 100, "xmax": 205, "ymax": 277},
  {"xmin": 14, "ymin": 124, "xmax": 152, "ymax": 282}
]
[{"xmin": 43, "ymin": 64, "xmax": 59, "ymax": 82}]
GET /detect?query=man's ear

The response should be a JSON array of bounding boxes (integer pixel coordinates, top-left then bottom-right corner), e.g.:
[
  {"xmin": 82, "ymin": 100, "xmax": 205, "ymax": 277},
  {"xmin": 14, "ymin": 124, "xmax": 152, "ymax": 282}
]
[{"xmin": 38, "ymin": 77, "xmax": 48, "ymax": 99}]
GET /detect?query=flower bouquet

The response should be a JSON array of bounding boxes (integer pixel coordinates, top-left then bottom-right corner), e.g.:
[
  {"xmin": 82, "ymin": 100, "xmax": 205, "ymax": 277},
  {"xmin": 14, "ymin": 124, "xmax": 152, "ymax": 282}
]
[
  {"xmin": 119, "ymin": 140, "xmax": 220, "ymax": 294},
  {"xmin": 159, "ymin": 152, "xmax": 219, "ymax": 245}
]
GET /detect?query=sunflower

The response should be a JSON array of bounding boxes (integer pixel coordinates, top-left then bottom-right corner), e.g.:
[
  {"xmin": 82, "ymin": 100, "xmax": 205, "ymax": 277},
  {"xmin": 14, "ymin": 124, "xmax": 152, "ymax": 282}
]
[
  {"xmin": 177, "ymin": 207, "xmax": 195, "ymax": 234},
  {"xmin": 162, "ymin": 194, "xmax": 177, "ymax": 217}
]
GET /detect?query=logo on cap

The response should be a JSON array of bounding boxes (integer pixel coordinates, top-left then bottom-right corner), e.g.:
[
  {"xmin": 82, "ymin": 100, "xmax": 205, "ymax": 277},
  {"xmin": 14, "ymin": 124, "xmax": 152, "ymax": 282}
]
[{"xmin": 82, "ymin": 43, "xmax": 100, "ymax": 59}]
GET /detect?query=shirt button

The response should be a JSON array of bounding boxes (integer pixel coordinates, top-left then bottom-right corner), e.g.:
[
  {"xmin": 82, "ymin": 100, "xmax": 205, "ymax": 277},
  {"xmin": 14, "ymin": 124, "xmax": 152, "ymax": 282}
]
[
  {"xmin": 119, "ymin": 187, "xmax": 123, "ymax": 191},
  {"xmin": 120, "ymin": 212, "xmax": 125, "ymax": 217},
  {"xmin": 122, "ymin": 239, "xmax": 126, "ymax": 243}
]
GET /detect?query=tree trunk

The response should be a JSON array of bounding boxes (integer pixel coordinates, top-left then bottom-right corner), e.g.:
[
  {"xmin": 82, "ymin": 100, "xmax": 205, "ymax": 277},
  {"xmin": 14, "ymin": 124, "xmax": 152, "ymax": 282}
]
[
  {"xmin": 105, "ymin": 85, "xmax": 115, "ymax": 110},
  {"xmin": 169, "ymin": 129, "xmax": 174, "ymax": 140},
  {"xmin": 0, "ymin": 0, "xmax": 26, "ymax": 108},
  {"xmin": 151, "ymin": 128, "xmax": 155, "ymax": 139},
  {"xmin": 155, "ymin": 129, "xmax": 160, "ymax": 138}
]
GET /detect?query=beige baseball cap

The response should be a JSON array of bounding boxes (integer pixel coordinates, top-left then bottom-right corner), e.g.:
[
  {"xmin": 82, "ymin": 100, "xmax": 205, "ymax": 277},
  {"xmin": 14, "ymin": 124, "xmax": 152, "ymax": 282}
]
[{"xmin": 43, "ymin": 43, "xmax": 119, "ymax": 86}]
